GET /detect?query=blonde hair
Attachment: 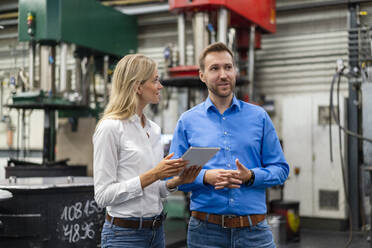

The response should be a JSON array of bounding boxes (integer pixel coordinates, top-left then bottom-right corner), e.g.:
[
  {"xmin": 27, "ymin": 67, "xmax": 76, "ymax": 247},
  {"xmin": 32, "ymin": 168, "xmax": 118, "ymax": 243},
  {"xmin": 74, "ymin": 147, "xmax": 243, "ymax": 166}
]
[{"xmin": 99, "ymin": 54, "xmax": 156, "ymax": 124}]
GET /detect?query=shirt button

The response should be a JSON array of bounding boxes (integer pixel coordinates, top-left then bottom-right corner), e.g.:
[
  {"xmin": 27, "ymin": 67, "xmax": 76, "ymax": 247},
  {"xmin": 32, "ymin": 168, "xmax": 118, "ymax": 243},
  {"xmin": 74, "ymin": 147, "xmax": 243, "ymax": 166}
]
[
  {"xmin": 226, "ymin": 147, "xmax": 230, "ymax": 151},
  {"xmin": 227, "ymin": 164, "xmax": 231, "ymax": 167},
  {"xmin": 224, "ymin": 131, "xmax": 227, "ymax": 135},
  {"xmin": 230, "ymin": 199, "xmax": 234, "ymax": 202},
  {"xmin": 222, "ymin": 117, "xmax": 226, "ymax": 120}
]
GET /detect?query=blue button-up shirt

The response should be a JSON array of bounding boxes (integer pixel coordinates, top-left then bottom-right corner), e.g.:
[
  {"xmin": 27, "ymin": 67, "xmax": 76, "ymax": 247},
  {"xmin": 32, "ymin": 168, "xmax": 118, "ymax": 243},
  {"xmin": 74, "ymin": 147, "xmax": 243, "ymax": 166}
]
[{"xmin": 169, "ymin": 96, "xmax": 289, "ymax": 215}]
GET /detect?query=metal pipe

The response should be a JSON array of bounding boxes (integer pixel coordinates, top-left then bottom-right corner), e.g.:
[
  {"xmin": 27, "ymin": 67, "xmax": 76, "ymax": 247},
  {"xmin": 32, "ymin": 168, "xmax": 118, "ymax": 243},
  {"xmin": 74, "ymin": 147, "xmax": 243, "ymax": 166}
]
[
  {"xmin": 29, "ymin": 41, "xmax": 35, "ymax": 90},
  {"xmin": 116, "ymin": 3, "xmax": 169, "ymax": 15},
  {"xmin": 193, "ymin": 12, "xmax": 206, "ymax": 65},
  {"xmin": 103, "ymin": 55, "xmax": 109, "ymax": 106},
  {"xmin": 248, "ymin": 25, "xmax": 256, "ymax": 102},
  {"xmin": 21, "ymin": 110, "xmax": 26, "ymax": 158},
  {"xmin": 50, "ymin": 46, "xmax": 56, "ymax": 95},
  {"xmin": 60, "ymin": 43, "xmax": 68, "ymax": 92},
  {"xmin": 0, "ymin": 3, "xmax": 18, "ymax": 12},
  {"xmin": 0, "ymin": 80, "xmax": 3, "ymax": 120},
  {"xmin": 348, "ymin": 3, "xmax": 361, "ymax": 230},
  {"xmin": 0, "ymin": 12, "xmax": 18, "ymax": 20},
  {"xmin": 0, "ymin": 33, "xmax": 17, "ymax": 40},
  {"xmin": 40, "ymin": 45, "xmax": 49, "ymax": 91},
  {"xmin": 177, "ymin": 13, "xmax": 186, "ymax": 66},
  {"xmin": 102, "ymin": 0, "xmax": 162, "ymax": 6},
  {"xmin": 218, "ymin": 8, "xmax": 228, "ymax": 44},
  {"xmin": 277, "ymin": 0, "xmax": 372, "ymax": 11},
  {"xmin": 40, "ymin": 45, "xmax": 56, "ymax": 94}
]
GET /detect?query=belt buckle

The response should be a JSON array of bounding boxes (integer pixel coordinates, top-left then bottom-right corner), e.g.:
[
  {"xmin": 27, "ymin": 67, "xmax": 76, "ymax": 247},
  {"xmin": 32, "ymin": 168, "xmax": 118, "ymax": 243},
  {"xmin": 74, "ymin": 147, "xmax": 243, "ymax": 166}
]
[
  {"xmin": 152, "ymin": 219, "xmax": 157, "ymax": 229},
  {"xmin": 152, "ymin": 218, "xmax": 161, "ymax": 229},
  {"xmin": 221, "ymin": 215, "xmax": 230, "ymax": 228},
  {"xmin": 221, "ymin": 215, "xmax": 235, "ymax": 228}
]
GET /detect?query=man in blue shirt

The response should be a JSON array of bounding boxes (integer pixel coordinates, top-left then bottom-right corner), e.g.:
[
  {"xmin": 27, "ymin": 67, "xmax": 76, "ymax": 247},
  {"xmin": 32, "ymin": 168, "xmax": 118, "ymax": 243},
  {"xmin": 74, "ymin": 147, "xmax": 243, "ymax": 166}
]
[{"xmin": 169, "ymin": 42, "xmax": 289, "ymax": 248}]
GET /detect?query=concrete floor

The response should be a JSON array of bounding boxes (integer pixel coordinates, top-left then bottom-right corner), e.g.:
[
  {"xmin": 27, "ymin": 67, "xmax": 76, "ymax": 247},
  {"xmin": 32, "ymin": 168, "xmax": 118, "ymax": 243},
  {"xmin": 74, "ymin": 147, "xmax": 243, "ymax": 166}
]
[
  {"xmin": 279, "ymin": 229, "xmax": 370, "ymax": 248},
  {"xmin": 165, "ymin": 219, "xmax": 371, "ymax": 248}
]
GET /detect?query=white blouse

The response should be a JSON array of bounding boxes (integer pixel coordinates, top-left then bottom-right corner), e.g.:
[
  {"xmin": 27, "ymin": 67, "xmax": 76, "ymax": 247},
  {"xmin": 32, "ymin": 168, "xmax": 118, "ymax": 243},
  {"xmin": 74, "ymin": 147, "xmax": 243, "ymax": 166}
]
[{"xmin": 93, "ymin": 115, "xmax": 171, "ymax": 218}]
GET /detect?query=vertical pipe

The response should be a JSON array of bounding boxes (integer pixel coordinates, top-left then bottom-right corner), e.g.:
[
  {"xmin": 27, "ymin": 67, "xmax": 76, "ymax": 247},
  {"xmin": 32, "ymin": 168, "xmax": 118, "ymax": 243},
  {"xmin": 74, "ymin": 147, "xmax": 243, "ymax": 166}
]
[
  {"xmin": 178, "ymin": 13, "xmax": 186, "ymax": 66},
  {"xmin": 40, "ymin": 45, "xmax": 49, "ymax": 91},
  {"xmin": 0, "ymin": 80, "xmax": 3, "ymax": 120},
  {"xmin": 50, "ymin": 45, "xmax": 56, "ymax": 95},
  {"xmin": 348, "ymin": 3, "xmax": 361, "ymax": 230},
  {"xmin": 29, "ymin": 41, "xmax": 35, "ymax": 90},
  {"xmin": 40, "ymin": 45, "xmax": 56, "ymax": 95},
  {"xmin": 248, "ymin": 25, "xmax": 256, "ymax": 102},
  {"xmin": 103, "ymin": 55, "xmax": 109, "ymax": 106},
  {"xmin": 193, "ymin": 12, "xmax": 206, "ymax": 65},
  {"xmin": 43, "ymin": 109, "xmax": 50, "ymax": 164},
  {"xmin": 75, "ymin": 57, "xmax": 82, "ymax": 96},
  {"xmin": 218, "ymin": 8, "xmax": 228, "ymax": 44},
  {"xmin": 21, "ymin": 110, "xmax": 26, "ymax": 158},
  {"xmin": 17, "ymin": 110, "xmax": 19, "ymax": 159},
  {"xmin": 60, "ymin": 43, "xmax": 68, "ymax": 92}
]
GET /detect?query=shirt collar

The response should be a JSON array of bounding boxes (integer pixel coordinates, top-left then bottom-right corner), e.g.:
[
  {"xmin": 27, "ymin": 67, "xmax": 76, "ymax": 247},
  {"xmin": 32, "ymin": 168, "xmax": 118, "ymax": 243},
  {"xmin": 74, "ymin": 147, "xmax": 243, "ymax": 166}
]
[
  {"xmin": 205, "ymin": 95, "xmax": 241, "ymax": 113},
  {"xmin": 129, "ymin": 114, "xmax": 151, "ymax": 131}
]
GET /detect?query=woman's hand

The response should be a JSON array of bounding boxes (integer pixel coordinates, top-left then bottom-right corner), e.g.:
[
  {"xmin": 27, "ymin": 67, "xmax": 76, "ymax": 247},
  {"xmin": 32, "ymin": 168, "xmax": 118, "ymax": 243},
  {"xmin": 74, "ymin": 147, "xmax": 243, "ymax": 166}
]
[
  {"xmin": 166, "ymin": 165, "xmax": 202, "ymax": 189},
  {"xmin": 152, "ymin": 153, "xmax": 188, "ymax": 180},
  {"xmin": 140, "ymin": 153, "xmax": 188, "ymax": 189}
]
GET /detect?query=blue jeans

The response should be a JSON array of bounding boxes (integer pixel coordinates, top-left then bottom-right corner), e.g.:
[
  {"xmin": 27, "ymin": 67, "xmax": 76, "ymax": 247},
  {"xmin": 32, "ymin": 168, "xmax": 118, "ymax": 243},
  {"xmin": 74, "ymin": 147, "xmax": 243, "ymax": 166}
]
[
  {"xmin": 101, "ymin": 218, "xmax": 165, "ymax": 248},
  {"xmin": 187, "ymin": 216, "xmax": 276, "ymax": 248}
]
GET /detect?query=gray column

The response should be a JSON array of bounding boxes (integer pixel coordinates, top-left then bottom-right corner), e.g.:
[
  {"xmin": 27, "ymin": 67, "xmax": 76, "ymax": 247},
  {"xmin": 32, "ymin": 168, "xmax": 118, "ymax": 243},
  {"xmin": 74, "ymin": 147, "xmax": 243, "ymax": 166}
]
[
  {"xmin": 217, "ymin": 8, "xmax": 228, "ymax": 44},
  {"xmin": 178, "ymin": 13, "xmax": 186, "ymax": 66}
]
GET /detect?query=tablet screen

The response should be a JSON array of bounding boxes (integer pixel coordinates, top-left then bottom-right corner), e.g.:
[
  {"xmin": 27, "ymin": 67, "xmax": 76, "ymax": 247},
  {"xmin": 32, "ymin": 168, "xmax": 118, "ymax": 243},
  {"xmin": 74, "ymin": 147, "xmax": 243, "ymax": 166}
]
[{"xmin": 181, "ymin": 147, "xmax": 220, "ymax": 167}]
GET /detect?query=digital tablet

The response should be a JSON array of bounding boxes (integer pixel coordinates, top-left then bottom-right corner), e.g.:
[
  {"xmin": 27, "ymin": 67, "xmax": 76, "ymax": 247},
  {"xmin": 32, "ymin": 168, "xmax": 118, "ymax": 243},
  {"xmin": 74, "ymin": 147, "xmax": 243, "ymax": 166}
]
[{"xmin": 181, "ymin": 147, "xmax": 220, "ymax": 167}]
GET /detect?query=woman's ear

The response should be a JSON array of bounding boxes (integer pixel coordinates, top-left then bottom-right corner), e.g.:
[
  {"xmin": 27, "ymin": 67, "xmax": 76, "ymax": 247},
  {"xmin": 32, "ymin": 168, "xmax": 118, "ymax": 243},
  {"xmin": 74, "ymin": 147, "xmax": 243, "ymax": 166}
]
[{"xmin": 136, "ymin": 83, "xmax": 142, "ymax": 94}]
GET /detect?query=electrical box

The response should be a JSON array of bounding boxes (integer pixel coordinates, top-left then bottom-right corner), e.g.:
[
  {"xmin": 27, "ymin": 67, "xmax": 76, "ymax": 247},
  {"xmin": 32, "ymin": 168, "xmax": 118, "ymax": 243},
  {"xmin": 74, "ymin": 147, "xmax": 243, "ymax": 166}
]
[
  {"xmin": 18, "ymin": 0, "xmax": 137, "ymax": 56},
  {"xmin": 169, "ymin": 0, "xmax": 276, "ymax": 33}
]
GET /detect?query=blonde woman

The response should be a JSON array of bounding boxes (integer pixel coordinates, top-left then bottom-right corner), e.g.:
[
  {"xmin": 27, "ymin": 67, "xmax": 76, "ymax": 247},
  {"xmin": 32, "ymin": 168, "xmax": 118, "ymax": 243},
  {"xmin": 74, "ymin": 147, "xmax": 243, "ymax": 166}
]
[{"xmin": 93, "ymin": 54, "xmax": 201, "ymax": 248}]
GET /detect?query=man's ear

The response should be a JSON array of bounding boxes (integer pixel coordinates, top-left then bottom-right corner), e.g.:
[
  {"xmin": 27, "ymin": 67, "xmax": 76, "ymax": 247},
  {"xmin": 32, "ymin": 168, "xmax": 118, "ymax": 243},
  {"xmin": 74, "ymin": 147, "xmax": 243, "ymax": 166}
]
[{"xmin": 199, "ymin": 70, "xmax": 206, "ymax": 83}]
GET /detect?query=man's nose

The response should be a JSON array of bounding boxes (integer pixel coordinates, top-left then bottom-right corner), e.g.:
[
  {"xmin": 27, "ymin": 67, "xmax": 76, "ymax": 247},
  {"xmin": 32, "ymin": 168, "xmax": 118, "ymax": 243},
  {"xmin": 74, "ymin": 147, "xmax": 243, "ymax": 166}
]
[{"xmin": 219, "ymin": 69, "xmax": 228, "ymax": 78}]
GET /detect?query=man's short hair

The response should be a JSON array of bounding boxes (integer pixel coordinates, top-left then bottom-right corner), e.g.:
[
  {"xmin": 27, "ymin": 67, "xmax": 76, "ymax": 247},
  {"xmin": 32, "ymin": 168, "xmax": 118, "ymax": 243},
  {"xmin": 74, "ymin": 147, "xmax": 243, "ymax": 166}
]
[{"xmin": 198, "ymin": 42, "xmax": 234, "ymax": 72}]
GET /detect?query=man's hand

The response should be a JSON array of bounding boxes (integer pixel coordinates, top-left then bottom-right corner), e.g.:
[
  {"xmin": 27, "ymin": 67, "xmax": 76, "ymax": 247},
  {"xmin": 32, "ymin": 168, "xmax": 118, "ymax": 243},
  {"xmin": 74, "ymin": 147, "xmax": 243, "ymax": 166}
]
[
  {"xmin": 204, "ymin": 169, "xmax": 242, "ymax": 190},
  {"xmin": 212, "ymin": 159, "xmax": 252, "ymax": 190},
  {"xmin": 235, "ymin": 158, "xmax": 251, "ymax": 183}
]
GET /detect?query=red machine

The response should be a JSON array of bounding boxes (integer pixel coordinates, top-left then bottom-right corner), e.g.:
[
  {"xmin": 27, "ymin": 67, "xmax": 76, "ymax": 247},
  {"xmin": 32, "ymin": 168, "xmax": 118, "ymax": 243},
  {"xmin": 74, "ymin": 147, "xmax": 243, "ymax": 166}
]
[
  {"xmin": 169, "ymin": 0, "xmax": 276, "ymax": 34},
  {"xmin": 166, "ymin": 0, "xmax": 276, "ymax": 100}
]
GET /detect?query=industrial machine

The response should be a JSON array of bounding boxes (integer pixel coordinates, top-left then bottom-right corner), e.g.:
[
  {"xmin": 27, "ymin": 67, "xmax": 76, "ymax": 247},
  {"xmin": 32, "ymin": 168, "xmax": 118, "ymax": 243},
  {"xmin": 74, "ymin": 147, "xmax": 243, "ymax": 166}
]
[
  {"xmin": 0, "ymin": 0, "xmax": 137, "ymax": 247},
  {"xmin": 0, "ymin": 177, "xmax": 105, "ymax": 248},
  {"xmin": 324, "ymin": 5, "xmax": 372, "ymax": 244},
  {"xmin": 164, "ymin": 0, "xmax": 275, "ymax": 103},
  {"xmin": 5, "ymin": 0, "xmax": 137, "ymax": 177}
]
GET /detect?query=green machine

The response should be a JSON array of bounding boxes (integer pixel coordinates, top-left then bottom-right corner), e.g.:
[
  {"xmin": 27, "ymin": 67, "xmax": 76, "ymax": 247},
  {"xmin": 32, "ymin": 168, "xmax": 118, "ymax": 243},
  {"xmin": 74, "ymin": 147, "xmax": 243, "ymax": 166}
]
[
  {"xmin": 18, "ymin": 0, "xmax": 137, "ymax": 56},
  {"xmin": 6, "ymin": 0, "xmax": 137, "ymax": 175}
]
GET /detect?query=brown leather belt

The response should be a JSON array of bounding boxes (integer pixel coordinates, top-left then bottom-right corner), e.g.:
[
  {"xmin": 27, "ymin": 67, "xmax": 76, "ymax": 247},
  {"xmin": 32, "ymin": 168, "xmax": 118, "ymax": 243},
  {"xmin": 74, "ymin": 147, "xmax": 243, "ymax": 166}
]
[
  {"xmin": 191, "ymin": 211, "xmax": 265, "ymax": 228},
  {"xmin": 106, "ymin": 214, "xmax": 164, "ymax": 229}
]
